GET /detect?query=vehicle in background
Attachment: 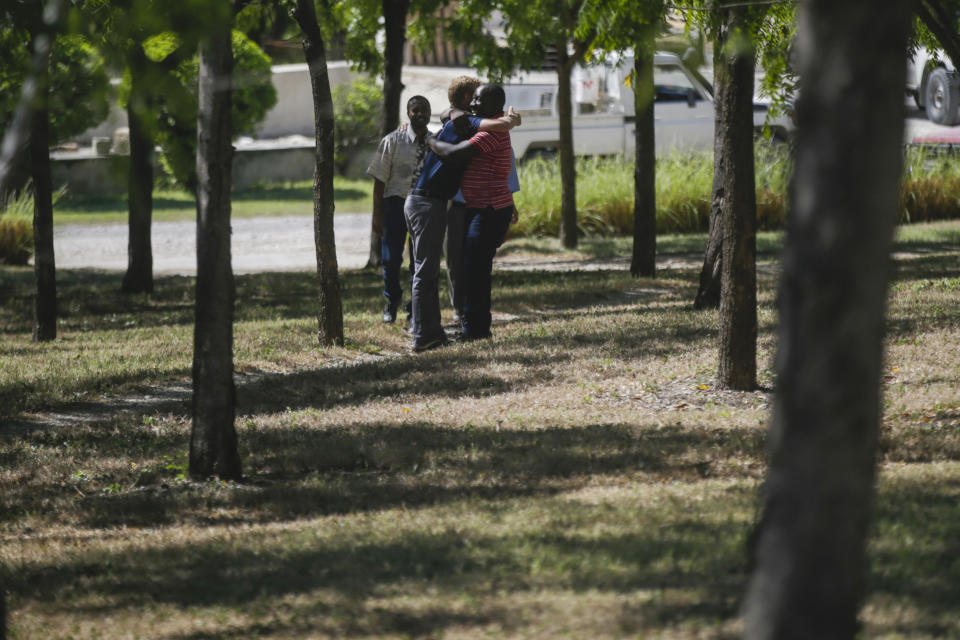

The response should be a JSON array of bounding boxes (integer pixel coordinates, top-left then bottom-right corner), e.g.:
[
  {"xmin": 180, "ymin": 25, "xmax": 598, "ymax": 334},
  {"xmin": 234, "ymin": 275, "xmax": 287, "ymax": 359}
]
[
  {"xmin": 502, "ymin": 51, "xmax": 793, "ymax": 161},
  {"xmin": 907, "ymin": 47, "xmax": 960, "ymax": 125}
]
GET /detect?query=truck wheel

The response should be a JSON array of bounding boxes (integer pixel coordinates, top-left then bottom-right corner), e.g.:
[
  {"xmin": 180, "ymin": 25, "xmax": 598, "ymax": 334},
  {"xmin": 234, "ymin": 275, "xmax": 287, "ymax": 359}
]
[{"xmin": 925, "ymin": 68, "xmax": 960, "ymax": 125}]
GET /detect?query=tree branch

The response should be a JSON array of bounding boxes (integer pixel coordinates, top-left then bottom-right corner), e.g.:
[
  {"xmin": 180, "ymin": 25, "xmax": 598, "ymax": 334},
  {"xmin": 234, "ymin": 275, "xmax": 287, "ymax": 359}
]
[{"xmin": 916, "ymin": 0, "xmax": 960, "ymax": 70}]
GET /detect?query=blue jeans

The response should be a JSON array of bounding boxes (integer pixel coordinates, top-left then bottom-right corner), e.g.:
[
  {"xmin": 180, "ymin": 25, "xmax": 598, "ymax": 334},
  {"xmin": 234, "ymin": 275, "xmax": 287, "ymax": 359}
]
[
  {"xmin": 461, "ymin": 205, "xmax": 512, "ymax": 338},
  {"xmin": 404, "ymin": 193, "xmax": 447, "ymax": 345},
  {"xmin": 381, "ymin": 196, "xmax": 411, "ymax": 310}
]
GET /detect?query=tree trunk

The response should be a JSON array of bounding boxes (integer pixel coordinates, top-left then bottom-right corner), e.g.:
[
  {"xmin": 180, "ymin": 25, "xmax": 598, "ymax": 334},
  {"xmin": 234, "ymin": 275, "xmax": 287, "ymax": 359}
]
[
  {"xmin": 121, "ymin": 47, "xmax": 155, "ymax": 295},
  {"xmin": 190, "ymin": 19, "xmax": 242, "ymax": 481},
  {"xmin": 631, "ymin": 28, "xmax": 656, "ymax": 278},
  {"xmin": 0, "ymin": 2, "xmax": 62, "ymax": 206},
  {"xmin": 380, "ymin": 0, "xmax": 409, "ymax": 137},
  {"xmin": 367, "ymin": 0, "xmax": 411, "ymax": 269},
  {"xmin": 713, "ymin": 12, "xmax": 757, "ymax": 390},
  {"xmin": 29, "ymin": 32, "xmax": 56, "ymax": 343},
  {"xmin": 556, "ymin": 50, "xmax": 578, "ymax": 249},
  {"xmin": 694, "ymin": 210, "xmax": 722, "ymax": 309},
  {"xmin": 742, "ymin": 2, "xmax": 910, "ymax": 637},
  {"xmin": 294, "ymin": 0, "xmax": 345, "ymax": 346}
]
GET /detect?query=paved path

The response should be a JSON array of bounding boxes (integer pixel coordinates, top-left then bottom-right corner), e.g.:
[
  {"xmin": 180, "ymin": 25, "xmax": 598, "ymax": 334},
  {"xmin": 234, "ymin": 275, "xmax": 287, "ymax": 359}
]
[
  {"xmin": 55, "ymin": 213, "xmax": 372, "ymax": 275},
  {"xmin": 54, "ymin": 212, "xmax": 659, "ymax": 274}
]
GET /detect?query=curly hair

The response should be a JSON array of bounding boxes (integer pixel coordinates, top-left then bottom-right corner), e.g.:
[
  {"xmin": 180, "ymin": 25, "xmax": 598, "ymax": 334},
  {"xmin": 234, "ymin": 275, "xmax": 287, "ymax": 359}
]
[{"xmin": 447, "ymin": 75, "xmax": 482, "ymax": 108}]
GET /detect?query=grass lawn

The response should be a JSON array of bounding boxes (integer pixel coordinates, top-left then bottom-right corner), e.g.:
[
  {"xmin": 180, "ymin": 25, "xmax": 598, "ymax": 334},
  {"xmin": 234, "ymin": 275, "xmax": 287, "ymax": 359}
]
[
  {"xmin": 1, "ymin": 222, "xmax": 959, "ymax": 638},
  {"xmin": 54, "ymin": 178, "xmax": 373, "ymax": 226}
]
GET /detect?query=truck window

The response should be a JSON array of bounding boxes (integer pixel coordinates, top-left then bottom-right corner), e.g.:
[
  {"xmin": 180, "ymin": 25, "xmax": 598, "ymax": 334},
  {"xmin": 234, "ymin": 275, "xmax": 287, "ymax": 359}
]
[{"xmin": 654, "ymin": 64, "xmax": 705, "ymax": 102}]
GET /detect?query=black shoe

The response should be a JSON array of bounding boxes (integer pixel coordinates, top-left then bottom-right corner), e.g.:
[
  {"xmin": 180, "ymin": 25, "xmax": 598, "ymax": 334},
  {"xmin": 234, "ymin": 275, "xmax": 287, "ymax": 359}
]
[
  {"xmin": 382, "ymin": 303, "xmax": 398, "ymax": 324},
  {"xmin": 409, "ymin": 335, "xmax": 448, "ymax": 353}
]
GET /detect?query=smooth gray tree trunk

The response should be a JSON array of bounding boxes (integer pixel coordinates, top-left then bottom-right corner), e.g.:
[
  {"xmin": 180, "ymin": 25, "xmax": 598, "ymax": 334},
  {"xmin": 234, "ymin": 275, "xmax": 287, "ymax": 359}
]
[
  {"xmin": 743, "ymin": 1, "xmax": 911, "ymax": 637},
  {"xmin": 631, "ymin": 28, "xmax": 656, "ymax": 278},
  {"xmin": 294, "ymin": 0, "xmax": 345, "ymax": 346},
  {"xmin": 557, "ymin": 49, "xmax": 578, "ymax": 249},
  {"xmin": 713, "ymin": 11, "xmax": 758, "ymax": 390},
  {"xmin": 121, "ymin": 46, "xmax": 154, "ymax": 295},
  {"xmin": 190, "ymin": 19, "xmax": 242, "ymax": 481}
]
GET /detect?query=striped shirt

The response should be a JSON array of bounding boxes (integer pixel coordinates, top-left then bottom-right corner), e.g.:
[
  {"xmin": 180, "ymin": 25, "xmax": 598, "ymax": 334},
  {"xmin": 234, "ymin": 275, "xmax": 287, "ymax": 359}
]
[{"xmin": 461, "ymin": 124, "xmax": 514, "ymax": 210}]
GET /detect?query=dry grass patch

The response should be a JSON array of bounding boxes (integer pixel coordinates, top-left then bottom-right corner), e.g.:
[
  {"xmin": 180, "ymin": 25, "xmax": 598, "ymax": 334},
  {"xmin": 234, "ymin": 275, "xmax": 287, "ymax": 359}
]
[{"xmin": 2, "ymin": 222, "xmax": 960, "ymax": 638}]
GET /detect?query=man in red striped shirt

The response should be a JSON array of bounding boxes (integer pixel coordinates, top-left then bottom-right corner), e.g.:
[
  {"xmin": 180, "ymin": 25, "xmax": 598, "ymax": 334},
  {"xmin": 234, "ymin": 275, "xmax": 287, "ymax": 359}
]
[{"xmin": 427, "ymin": 83, "xmax": 517, "ymax": 341}]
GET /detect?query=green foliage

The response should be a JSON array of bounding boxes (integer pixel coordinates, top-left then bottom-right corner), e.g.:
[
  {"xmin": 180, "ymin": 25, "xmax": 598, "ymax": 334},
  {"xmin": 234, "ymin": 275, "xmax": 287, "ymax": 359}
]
[
  {"xmin": 755, "ymin": 3, "xmax": 798, "ymax": 119},
  {"xmin": 0, "ymin": 29, "xmax": 110, "ymax": 144},
  {"xmin": 154, "ymin": 30, "xmax": 277, "ymax": 190},
  {"xmin": 900, "ymin": 148, "xmax": 960, "ymax": 223},
  {"xmin": 332, "ymin": 77, "xmax": 383, "ymax": 176},
  {"xmin": 447, "ymin": 0, "xmax": 597, "ymax": 79},
  {"xmin": 0, "ymin": 184, "xmax": 64, "ymax": 265},
  {"xmin": 323, "ymin": 0, "xmax": 382, "ymax": 73},
  {"xmin": 512, "ymin": 143, "xmax": 792, "ymax": 237},
  {"xmin": 0, "ymin": 193, "xmax": 34, "ymax": 266}
]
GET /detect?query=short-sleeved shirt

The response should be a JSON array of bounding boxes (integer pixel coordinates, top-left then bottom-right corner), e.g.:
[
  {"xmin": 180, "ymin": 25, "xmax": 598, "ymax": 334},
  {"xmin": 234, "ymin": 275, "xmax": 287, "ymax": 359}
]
[
  {"xmin": 461, "ymin": 125, "xmax": 514, "ymax": 210},
  {"xmin": 366, "ymin": 126, "xmax": 431, "ymax": 199},
  {"xmin": 413, "ymin": 116, "xmax": 482, "ymax": 201},
  {"xmin": 452, "ymin": 150, "xmax": 519, "ymax": 204}
]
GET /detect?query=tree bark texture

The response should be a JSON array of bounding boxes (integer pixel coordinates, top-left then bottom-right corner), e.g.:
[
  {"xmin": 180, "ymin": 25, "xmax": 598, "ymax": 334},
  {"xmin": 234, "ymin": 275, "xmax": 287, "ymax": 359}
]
[
  {"xmin": 742, "ymin": 2, "xmax": 911, "ymax": 638},
  {"xmin": 381, "ymin": 0, "xmax": 410, "ymax": 137},
  {"xmin": 366, "ymin": 0, "xmax": 410, "ymax": 268},
  {"xmin": 122, "ymin": 46, "xmax": 155, "ymax": 295},
  {"xmin": 29, "ymin": 32, "xmax": 57, "ymax": 343},
  {"xmin": 190, "ymin": 21, "xmax": 242, "ymax": 481},
  {"xmin": 556, "ymin": 50, "xmax": 578, "ymax": 249},
  {"xmin": 631, "ymin": 29, "xmax": 657, "ymax": 278},
  {"xmin": 713, "ymin": 13, "xmax": 758, "ymax": 390},
  {"xmin": 694, "ymin": 208, "xmax": 723, "ymax": 309},
  {"xmin": 294, "ymin": 0, "xmax": 345, "ymax": 346}
]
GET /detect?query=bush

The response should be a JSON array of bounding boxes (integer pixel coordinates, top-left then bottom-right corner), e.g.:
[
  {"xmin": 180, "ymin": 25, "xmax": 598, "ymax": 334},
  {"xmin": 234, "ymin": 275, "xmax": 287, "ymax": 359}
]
[
  {"xmin": 152, "ymin": 30, "xmax": 278, "ymax": 190},
  {"xmin": 0, "ymin": 189, "xmax": 35, "ymax": 265},
  {"xmin": 900, "ymin": 148, "xmax": 960, "ymax": 223},
  {"xmin": 332, "ymin": 77, "xmax": 383, "ymax": 176},
  {"xmin": 0, "ymin": 31, "xmax": 110, "ymax": 145}
]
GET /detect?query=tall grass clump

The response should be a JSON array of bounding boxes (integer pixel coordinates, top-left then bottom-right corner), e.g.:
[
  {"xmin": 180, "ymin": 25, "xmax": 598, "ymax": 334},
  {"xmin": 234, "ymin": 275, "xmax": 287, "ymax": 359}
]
[
  {"xmin": 900, "ymin": 147, "xmax": 960, "ymax": 223},
  {"xmin": 513, "ymin": 142, "xmax": 793, "ymax": 237},
  {"xmin": 0, "ymin": 188, "xmax": 36, "ymax": 265}
]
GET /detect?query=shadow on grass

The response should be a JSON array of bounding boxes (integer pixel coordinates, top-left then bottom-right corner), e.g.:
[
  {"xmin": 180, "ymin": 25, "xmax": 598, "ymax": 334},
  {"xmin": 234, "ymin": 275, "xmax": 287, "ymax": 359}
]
[
  {"xmin": 2, "ymin": 414, "xmax": 766, "ymax": 530},
  {"xmin": 868, "ymin": 475, "xmax": 960, "ymax": 635},
  {"xmin": 10, "ymin": 449, "xmax": 756, "ymax": 637},
  {"xmin": 890, "ymin": 253, "xmax": 960, "ymax": 282}
]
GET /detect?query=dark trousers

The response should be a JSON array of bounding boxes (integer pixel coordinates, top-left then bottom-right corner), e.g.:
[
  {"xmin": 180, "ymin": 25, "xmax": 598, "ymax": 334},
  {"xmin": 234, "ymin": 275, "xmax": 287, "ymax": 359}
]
[
  {"xmin": 404, "ymin": 193, "xmax": 448, "ymax": 344},
  {"xmin": 381, "ymin": 196, "xmax": 411, "ymax": 310},
  {"xmin": 461, "ymin": 205, "xmax": 512, "ymax": 338},
  {"xmin": 445, "ymin": 201, "xmax": 468, "ymax": 315}
]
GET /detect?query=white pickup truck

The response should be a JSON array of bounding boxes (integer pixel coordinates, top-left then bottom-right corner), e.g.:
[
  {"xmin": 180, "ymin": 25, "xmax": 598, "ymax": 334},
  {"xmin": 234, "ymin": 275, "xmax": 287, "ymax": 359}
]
[
  {"xmin": 907, "ymin": 47, "xmax": 960, "ymax": 125},
  {"xmin": 502, "ymin": 51, "xmax": 793, "ymax": 160}
]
